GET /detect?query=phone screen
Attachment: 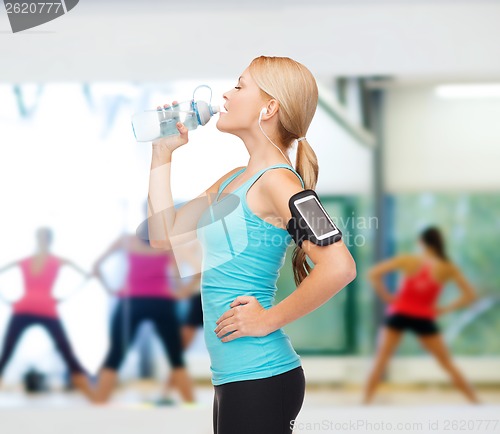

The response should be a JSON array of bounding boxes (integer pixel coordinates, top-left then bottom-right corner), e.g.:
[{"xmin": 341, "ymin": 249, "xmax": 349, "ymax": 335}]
[{"xmin": 295, "ymin": 196, "xmax": 340, "ymax": 239}]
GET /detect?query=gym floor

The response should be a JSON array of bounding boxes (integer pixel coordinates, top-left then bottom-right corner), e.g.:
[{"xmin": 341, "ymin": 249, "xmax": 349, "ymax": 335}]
[{"xmin": 1, "ymin": 382, "xmax": 499, "ymax": 434}]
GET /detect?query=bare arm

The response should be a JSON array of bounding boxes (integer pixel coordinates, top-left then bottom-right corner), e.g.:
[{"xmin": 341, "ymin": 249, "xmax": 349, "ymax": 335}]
[
  {"xmin": 148, "ymin": 143, "xmax": 245, "ymax": 250},
  {"xmin": 0, "ymin": 260, "xmax": 20, "ymax": 303},
  {"xmin": 167, "ymin": 242, "xmax": 202, "ymax": 299},
  {"xmin": 214, "ymin": 170, "xmax": 356, "ymax": 340},
  {"xmin": 91, "ymin": 236, "xmax": 126, "ymax": 295},
  {"xmin": 266, "ymin": 239, "xmax": 356, "ymax": 331},
  {"xmin": 54, "ymin": 258, "xmax": 93, "ymax": 301},
  {"xmin": 0, "ymin": 260, "xmax": 19, "ymax": 275},
  {"xmin": 174, "ymin": 273, "xmax": 202, "ymax": 300},
  {"xmin": 60, "ymin": 258, "xmax": 91, "ymax": 278},
  {"xmin": 92, "ymin": 235, "xmax": 125, "ymax": 274},
  {"xmin": 437, "ymin": 264, "xmax": 479, "ymax": 315},
  {"xmin": 367, "ymin": 255, "xmax": 409, "ymax": 304},
  {"xmin": 263, "ymin": 172, "xmax": 356, "ymax": 331}
]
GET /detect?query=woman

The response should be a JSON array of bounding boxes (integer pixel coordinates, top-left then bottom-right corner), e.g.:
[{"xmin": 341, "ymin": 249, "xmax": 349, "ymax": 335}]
[
  {"xmin": 0, "ymin": 227, "xmax": 93, "ymax": 399},
  {"xmin": 91, "ymin": 232, "xmax": 195, "ymax": 404},
  {"xmin": 363, "ymin": 226, "xmax": 480, "ymax": 404},
  {"xmin": 147, "ymin": 56, "xmax": 356, "ymax": 433}
]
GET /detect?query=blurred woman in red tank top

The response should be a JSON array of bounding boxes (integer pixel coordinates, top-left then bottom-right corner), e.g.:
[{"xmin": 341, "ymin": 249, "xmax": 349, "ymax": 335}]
[{"xmin": 363, "ymin": 227, "xmax": 481, "ymax": 405}]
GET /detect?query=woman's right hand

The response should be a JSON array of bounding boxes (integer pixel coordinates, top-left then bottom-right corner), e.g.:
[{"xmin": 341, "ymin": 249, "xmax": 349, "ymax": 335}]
[{"xmin": 152, "ymin": 101, "xmax": 190, "ymax": 154}]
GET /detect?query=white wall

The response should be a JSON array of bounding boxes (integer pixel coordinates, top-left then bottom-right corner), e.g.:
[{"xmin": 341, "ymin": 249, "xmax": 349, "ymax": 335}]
[
  {"xmin": 1, "ymin": 1, "xmax": 500, "ymax": 81},
  {"xmin": 383, "ymin": 85, "xmax": 500, "ymax": 193},
  {"xmin": 308, "ymin": 106, "xmax": 373, "ymax": 195}
]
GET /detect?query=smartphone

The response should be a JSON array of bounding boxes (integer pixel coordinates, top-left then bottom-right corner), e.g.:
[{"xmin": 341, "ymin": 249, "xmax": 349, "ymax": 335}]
[{"xmin": 293, "ymin": 194, "xmax": 341, "ymax": 240}]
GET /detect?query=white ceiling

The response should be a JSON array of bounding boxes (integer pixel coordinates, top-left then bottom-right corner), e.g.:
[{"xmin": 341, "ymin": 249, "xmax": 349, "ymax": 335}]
[
  {"xmin": 0, "ymin": 0, "xmax": 499, "ymax": 82},
  {"xmin": 80, "ymin": 0, "xmax": 499, "ymax": 6}
]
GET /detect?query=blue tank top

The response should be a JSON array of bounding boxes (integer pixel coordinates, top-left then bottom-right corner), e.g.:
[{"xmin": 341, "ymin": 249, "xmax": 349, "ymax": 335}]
[{"xmin": 196, "ymin": 163, "xmax": 305, "ymax": 385}]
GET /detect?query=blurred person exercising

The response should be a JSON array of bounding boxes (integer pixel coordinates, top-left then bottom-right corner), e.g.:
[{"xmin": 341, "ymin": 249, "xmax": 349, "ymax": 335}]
[
  {"xmin": 363, "ymin": 226, "xmax": 480, "ymax": 404},
  {"xmin": 0, "ymin": 227, "xmax": 93, "ymax": 398},
  {"xmin": 91, "ymin": 231, "xmax": 195, "ymax": 404}
]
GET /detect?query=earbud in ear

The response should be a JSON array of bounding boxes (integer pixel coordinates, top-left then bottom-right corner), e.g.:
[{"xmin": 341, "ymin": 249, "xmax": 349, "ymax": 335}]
[{"xmin": 260, "ymin": 107, "xmax": 267, "ymax": 115}]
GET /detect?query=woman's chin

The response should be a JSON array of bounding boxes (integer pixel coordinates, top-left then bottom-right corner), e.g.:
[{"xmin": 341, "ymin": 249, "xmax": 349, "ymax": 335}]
[{"xmin": 215, "ymin": 119, "xmax": 228, "ymax": 133}]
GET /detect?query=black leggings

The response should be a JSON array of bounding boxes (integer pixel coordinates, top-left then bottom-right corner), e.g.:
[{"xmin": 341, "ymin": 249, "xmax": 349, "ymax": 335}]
[
  {"xmin": 213, "ymin": 366, "xmax": 305, "ymax": 434},
  {"xmin": 0, "ymin": 314, "xmax": 86, "ymax": 376},
  {"xmin": 103, "ymin": 297, "xmax": 185, "ymax": 370},
  {"xmin": 184, "ymin": 293, "xmax": 203, "ymax": 327}
]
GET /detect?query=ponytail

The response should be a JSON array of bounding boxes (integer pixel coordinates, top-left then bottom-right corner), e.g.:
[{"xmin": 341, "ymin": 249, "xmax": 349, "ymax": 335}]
[
  {"xmin": 248, "ymin": 55, "xmax": 320, "ymax": 287},
  {"xmin": 291, "ymin": 138, "xmax": 319, "ymax": 286}
]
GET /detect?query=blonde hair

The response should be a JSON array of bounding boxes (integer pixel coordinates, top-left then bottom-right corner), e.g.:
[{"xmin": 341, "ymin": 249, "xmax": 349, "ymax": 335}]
[{"xmin": 248, "ymin": 55, "xmax": 319, "ymax": 286}]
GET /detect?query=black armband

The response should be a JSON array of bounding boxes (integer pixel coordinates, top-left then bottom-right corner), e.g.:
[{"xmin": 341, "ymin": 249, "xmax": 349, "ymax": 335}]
[{"xmin": 286, "ymin": 189, "xmax": 342, "ymax": 248}]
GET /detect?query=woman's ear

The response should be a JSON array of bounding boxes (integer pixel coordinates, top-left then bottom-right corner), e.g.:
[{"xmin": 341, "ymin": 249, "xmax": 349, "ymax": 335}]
[{"xmin": 264, "ymin": 99, "xmax": 279, "ymax": 117}]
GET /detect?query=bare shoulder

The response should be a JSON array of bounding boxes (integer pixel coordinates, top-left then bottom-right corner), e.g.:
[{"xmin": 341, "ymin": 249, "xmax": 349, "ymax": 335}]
[
  {"xmin": 265, "ymin": 166, "xmax": 302, "ymax": 183},
  {"xmin": 396, "ymin": 253, "xmax": 420, "ymax": 271},
  {"xmin": 126, "ymin": 233, "xmax": 142, "ymax": 249},
  {"xmin": 260, "ymin": 166, "xmax": 303, "ymax": 196},
  {"xmin": 403, "ymin": 254, "xmax": 421, "ymax": 264},
  {"xmin": 258, "ymin": 167, "xmax": 304, "ymax": 221}
]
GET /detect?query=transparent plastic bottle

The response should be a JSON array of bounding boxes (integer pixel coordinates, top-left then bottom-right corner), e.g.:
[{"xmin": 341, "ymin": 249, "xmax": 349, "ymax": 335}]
[{"xmin": 131, "ymin": 85, "xmax": 220, "ymax": 142}]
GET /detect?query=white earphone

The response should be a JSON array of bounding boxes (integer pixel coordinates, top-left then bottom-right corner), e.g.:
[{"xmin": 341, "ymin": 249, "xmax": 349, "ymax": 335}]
[{"xmin": 258, "ymin": 107, "xmax": 292, "ymax": 166}]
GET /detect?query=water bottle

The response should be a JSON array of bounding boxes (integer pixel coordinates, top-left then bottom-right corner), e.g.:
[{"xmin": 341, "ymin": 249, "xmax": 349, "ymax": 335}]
[{"xmin": 131, "ymin": 84, "xmax": 220, "ymax": 142}]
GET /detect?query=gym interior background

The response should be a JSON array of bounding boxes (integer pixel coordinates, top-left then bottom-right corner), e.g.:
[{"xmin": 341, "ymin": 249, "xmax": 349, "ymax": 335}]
[{"xmin": 0, "ymin": 0, "xmax": 499, "ymax": 433}]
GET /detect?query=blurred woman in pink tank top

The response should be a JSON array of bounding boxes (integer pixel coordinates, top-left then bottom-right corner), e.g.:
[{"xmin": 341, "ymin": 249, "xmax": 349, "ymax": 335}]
[
  {"xmin": 0, "ymin": 227, "xmax": 93, "ymax": 399},
  {"xmin": 90, "ymin": 231, "xmax": 195, "ymax": 404}
]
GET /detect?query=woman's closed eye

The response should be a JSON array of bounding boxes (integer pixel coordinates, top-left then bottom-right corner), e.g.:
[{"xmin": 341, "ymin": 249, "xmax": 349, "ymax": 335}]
[{"xmin": 234, "ymin": 86, "xmax": 241, "ymax": 90}]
